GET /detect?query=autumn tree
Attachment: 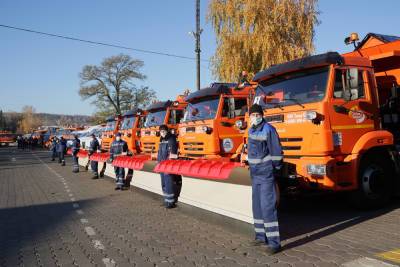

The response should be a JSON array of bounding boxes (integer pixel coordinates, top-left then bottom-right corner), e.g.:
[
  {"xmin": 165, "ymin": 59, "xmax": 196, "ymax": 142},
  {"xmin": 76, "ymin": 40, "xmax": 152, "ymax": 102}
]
[
  {"xmin": 79, "ymin": 54, "xmax": 157, "ymax": 119},
  {"xmin": 18, "ymin": 106, "xmax": 41, "ymax": 133},
  {"xmin": 208, "ymin": 0, "xmax": 319, "ymax": 81}
]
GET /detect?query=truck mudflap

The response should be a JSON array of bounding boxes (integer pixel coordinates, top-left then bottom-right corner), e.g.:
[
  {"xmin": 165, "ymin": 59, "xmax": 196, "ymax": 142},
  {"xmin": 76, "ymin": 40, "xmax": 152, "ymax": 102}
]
[
  {"xmin": 154, "ymin": 159, "xmax": 243, "ymax": 180},
  {"xmin": 111, "ymin": 155, "xmax": 151, "ymax": 170},
  {"xmin": 89, "ymin": 152, "xmax": 110, "ymax": 163}
]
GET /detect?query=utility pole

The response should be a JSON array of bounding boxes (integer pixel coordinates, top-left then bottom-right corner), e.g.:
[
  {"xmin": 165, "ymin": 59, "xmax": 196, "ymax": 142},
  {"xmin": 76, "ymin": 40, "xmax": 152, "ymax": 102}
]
[{"xmin": 195, "ymin": 0, "xmax": 202, "ymax": 91}]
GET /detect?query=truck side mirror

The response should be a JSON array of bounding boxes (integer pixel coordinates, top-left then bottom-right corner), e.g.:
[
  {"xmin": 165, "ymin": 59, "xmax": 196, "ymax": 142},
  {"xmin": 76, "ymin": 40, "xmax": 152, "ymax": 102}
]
[{"xmin": 333, "ymin": 105, "xmax": 349, "ymax": 115}]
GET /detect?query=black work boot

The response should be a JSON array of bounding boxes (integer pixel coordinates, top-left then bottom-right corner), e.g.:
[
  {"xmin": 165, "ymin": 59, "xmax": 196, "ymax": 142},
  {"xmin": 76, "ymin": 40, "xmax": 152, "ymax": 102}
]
[
  {"xmin": 249, "ymin": 239, "xmax": 265, "ymax": 246},
  {"xmin": 265, "ymin": 246, "xmax": 282, "ymax": 255}
]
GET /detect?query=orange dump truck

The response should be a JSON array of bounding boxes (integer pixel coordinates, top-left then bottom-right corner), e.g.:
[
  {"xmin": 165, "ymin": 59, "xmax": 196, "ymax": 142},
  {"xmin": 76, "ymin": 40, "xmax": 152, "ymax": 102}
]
[
  {"xmin": 240, "ymin": 33, "xmax": 400, "ymax": 208},
  {"xmin": 140, "ymin": 96, "xmax": 187, "ymax": 156},
  {"xmin": 118, "ymin": 108, "xmax": 147, "ymax": 154},
  {"xmin": 101, "ymin": 115, "xmax": 121, "ymax": 152}
]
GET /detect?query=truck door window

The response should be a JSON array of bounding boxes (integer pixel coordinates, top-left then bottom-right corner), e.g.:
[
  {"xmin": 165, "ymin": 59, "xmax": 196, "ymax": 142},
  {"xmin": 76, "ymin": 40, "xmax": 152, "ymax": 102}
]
[
  {"xmin": 222, "ymin": 98, "xmax": 229, "ymax": 117},
  {"xmin": 168, "ymin": 109, "xmax": 184, "ymax": 124},
  {"xmin": 234, "ymin": 98, "xmax": 248, "ymax": 116},
  {"xmin": 334, "ymin": 69, "xmax": 365, "ymax": 100}
]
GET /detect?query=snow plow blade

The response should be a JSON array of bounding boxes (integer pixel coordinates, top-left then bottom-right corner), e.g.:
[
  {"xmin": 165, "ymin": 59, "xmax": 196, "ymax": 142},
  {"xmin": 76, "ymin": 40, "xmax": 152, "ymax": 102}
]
[
  {"xmin": 154, "ymin": 159, "xmax": 244, "ymax": 180},
  {"xmin": 89, "ymin": 152, "xmax": 110, "ymax": 163},
  {"xmin": 112, "ymin": 155, "xmax": 151, "ymax": 170},
  {"xmin": 77, "ymin": 150, "xmax": 88, "ymax": 158}
]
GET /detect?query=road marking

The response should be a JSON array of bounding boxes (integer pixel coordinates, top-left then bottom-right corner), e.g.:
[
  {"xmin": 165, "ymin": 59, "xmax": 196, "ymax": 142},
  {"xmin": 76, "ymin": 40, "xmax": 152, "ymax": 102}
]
[
  {"xmin": 92, "ymin": 240, "xmax": 105, "ymax": 250},
  {"xmin": 31, "ymin": 152, "xmax": 117, "ymax": 267},
  {"xmin": 84, "ymin": 226, "xmax": 96, "ymax": 236},
  {"xmin": 342, "ymin": 257, "xmax": 397, "ymax": 266},
  {"xmin": 76, "ymin": 209, "xmax": 84, "ymax": 215},
  {"xmin": 69, "ymin": 193, "xmax": 73, "ymax": 197},
  {"xmin": 378, "ymin": 249, "xmax": 400, "ymax": 264},
  {"xmin": 66, "ymin": 189, "xmax": 71, "ymax": 193},
  {"xmin": 102, "ymin": 258, "xmax": 116, "ymax": 267}
]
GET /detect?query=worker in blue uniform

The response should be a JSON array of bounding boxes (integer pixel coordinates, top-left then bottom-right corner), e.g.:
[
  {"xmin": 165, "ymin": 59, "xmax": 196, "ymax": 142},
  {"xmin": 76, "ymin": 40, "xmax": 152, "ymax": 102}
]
[
  {"xmin": 109, "ymin": 132, "xmax": 128, "ymax": 190},
  {"xmin": 88, "ymin": 134, "xmax": 101, "ymax": 179},
  {"xmin": 247, "ymin": 104, "xmax": 283, "ymax": 255},
  {"xmin": 57, "ymin": 137, "xmax": 67, "ymax": 166},
  {"xmin": 71, "ymin": 135, "xmax": 81, "ymax": 173},
  {"xmin": 50, "ymin": 137, "xmax": 58, "ymax": 161},
  {"xmin": 157, "ymin": 124, "xmax": 181, "ymax": 209}
]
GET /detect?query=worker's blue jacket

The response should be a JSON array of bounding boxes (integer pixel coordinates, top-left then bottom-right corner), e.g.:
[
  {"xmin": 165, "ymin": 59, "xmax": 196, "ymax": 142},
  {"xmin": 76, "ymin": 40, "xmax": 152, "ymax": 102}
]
[
  {"xmin": 157, "ymin": 133, "xmax": 178, "ymax": 162},
  {"xmin": 247, "ymin": 120, "xmax": 283, "ymax": 180},
  {"xmin": 56, "ymin": 139, "xmax": 67, "ymax": 153},
  {"xmin": 71, "ymin": 138, "xmax": 80, "ymax": 155},
  {"xmin": 110, "ymin": 139, "xmax": 128, "ymax": 160},
  {"xmin": 89, "ymin": 138, "xmax": 100, "ymax": 155}
]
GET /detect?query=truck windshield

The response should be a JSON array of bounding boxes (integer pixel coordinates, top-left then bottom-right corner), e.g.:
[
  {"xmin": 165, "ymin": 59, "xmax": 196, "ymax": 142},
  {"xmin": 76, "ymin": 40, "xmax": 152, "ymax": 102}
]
[
  {"xmin": 120, "ymin": 116, "xmax": 136, "ymax": 130},
  {"xmin": 105, "ymin": 121, "xmax": 116, "ymax": 131},
  {"xmin": 183, "ymin": 97, "xmax": 220, "ymax": 122},
  {"xmin": 255, "ymin": 67, "xmax": 330, "ymax": 108},
  {"xmin": 144, "ymin": 110, "xmax": 167, "ymax": 127}
]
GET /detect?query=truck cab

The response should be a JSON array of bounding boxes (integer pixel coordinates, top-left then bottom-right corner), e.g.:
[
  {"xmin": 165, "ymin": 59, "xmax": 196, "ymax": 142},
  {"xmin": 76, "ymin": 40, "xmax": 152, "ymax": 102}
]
[
  {"xmin": 101, "ymin": 115, "xmax": 121, "ymax": 152},
  {"xmin": 140, "ymin": 95, "xmax": 187, "ymax": 156},
  {"xmin": 118, "ymin": 108, "xmax": 147, "ymax": 154},
  {"xmin": 179, "ymin": 83, "xmax": 252, "ymax": 159}
]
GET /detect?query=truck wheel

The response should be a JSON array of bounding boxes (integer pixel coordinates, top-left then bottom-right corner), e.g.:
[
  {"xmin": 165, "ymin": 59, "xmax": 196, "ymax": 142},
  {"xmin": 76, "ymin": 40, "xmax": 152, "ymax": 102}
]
[{"xmin": 351, "ymin": 153, "xmax": 394, "ymax": 209}]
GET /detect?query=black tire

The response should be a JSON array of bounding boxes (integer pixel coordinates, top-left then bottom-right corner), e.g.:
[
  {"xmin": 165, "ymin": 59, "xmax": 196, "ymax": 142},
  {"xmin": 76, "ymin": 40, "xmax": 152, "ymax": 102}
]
[{"xmin": 350, "ymin": 152, "xmax": 395, "ymax": 209}]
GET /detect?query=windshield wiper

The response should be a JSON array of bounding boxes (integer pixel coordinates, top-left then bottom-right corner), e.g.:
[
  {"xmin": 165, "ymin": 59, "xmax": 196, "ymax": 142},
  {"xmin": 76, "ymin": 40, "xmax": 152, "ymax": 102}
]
[
  {"xmin": 283, "ymin": 98, "xmax": 305, "ymax": 108},
  {"xmin": 265, "ymin": 102, "xmax": 284, "ymax": 110}
]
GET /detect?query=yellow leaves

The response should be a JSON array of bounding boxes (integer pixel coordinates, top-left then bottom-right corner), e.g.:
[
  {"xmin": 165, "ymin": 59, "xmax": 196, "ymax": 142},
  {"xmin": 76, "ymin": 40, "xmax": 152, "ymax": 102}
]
[{"xmin": 208, "ymin": 0, "xmax": 319, "ymax": 82}]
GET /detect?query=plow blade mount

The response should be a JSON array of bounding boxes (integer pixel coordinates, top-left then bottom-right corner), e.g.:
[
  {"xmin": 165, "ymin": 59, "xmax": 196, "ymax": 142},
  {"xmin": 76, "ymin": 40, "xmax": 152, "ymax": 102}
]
[
  {"xmin": 89, "ymin": 152, "xmax": 110, "ymax": 163},
  {"xmin": 112, "ymin": 155, "xmax": 151, "ymax": 170},
  {"xmin": 154, "ymin": 159, "xmax": 242, "ymax": 180}
]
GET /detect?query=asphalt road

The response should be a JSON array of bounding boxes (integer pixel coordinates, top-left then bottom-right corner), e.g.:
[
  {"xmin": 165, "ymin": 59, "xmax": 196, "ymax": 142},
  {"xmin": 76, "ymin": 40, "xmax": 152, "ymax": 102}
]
[{"xmin": 0, "ymin": 147, "xmax": 399, "ymax": 266}]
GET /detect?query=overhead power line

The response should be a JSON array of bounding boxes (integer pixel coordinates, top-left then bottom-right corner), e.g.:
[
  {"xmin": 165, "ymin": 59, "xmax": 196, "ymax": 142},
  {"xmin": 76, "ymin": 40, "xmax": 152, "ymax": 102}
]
[{"xmin": 0, "ymin": 23, "xmax": 210, "ymax": 62}]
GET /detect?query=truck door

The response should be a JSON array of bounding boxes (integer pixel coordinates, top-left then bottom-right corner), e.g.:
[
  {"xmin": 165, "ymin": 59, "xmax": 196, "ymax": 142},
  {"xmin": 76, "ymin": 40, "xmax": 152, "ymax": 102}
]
[
  {"xmin": 220, "ymin": 97, "xmax": 247, "ymax": 154},
  {"xmin": 329, "ymin": 67, "xmax": 376, "ymax": 155}
]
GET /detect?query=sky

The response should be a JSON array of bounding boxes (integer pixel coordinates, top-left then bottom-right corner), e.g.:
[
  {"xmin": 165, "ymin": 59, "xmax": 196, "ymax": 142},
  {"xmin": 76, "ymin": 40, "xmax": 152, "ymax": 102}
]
[{"xmin": 0, "ymin": 0, "xmax": 399, "ymax": 116}]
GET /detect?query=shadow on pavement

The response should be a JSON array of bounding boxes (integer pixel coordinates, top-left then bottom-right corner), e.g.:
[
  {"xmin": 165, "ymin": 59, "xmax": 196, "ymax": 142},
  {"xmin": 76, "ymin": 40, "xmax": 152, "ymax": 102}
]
[
  {"xmin": 0, "ymin": 199, "xmax": 99, "ymax": 264},
  {"xmin": 278, "ymin": 194, "xmax": 400, "ymax": 249}
]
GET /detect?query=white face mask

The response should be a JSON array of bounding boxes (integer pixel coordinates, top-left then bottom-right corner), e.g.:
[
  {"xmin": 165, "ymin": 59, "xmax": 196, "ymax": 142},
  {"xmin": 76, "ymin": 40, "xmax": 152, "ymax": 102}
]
[
  {"xmin": 160, "ymin": 132, "xmax": 167, "ymax": 138},
  {"xmin": 116, "ymin": 137, "xmax": 121, "ymax": 141},
  {"xmin": 250, "ymin": 116, "xmax": 263, "ymax": 126}
]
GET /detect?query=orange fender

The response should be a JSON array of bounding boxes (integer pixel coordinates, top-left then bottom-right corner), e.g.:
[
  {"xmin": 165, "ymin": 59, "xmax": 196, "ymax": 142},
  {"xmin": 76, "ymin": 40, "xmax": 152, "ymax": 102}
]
[{"xmin": 351, "ymin": 130, "xmax": 393, "ymax": 156}]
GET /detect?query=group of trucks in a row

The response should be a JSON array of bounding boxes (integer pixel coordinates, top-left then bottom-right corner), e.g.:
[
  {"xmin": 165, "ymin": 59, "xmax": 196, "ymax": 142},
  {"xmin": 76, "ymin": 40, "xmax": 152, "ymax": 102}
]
[{"xmin": 19, "ymin": 33, "xmax": 400, "ymax": 208}]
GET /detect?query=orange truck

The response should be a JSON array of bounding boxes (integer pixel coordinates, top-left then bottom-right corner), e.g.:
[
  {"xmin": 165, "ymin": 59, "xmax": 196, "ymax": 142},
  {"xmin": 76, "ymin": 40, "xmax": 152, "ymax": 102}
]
[
  {"xmin": 118, "ymin": 108, "xmax": 147, "ymax": 154},
  {"xmin": 111, "ymin": 95, "xmax": 188, "ymax": 173},
  {"xmin": 140, "ymin": 95, "xmax": 187, "ymax": 157},
  {"xmin": 237, "ymin": 33, "xmax": 400, "ymax": 208},
  {"xmin": 154, "ymin": 82, "xmax": 256, "ymax": 179},
  {"xmin": 0, "ymin": 131, "xmax": 16, "ymax": 146},
  {"xmin": 101, "ymin": 115, "xmax": 121, "ymax": 152}
]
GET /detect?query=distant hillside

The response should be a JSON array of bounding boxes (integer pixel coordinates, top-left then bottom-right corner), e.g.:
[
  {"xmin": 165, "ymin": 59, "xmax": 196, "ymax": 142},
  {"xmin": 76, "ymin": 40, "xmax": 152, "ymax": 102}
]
[
  {"xmin": 34, "ymin": 113, "xmax": 93, "ymax": 126},
  {"xmin": 0, "ymin": 111, "xmax": 94, "ymax": 133}
]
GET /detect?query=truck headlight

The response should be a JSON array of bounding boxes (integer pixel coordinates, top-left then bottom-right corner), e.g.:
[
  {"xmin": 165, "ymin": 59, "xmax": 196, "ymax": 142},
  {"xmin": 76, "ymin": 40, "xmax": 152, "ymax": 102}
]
[
  {"xmin": 235, "ymin": 119, "xmax": 247, "ymax": 130},
  {"xmin": 304, "ymin": 111, "xmax": 317, "ymax": 120},
  {"xmin": 202, "ymin": 126, "xmax": 212, "ymax": 134},
  {"xmin": 306, "ymin": 164, "xmax": 326, "ymax": 176}
]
